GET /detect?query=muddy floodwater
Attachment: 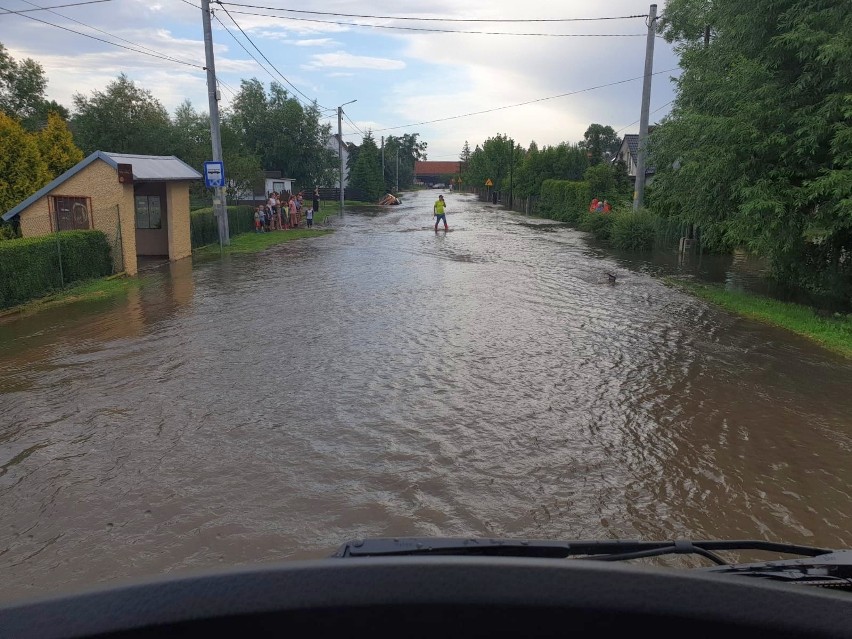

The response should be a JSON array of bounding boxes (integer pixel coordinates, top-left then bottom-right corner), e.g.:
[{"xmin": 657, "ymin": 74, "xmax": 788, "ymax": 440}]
[{"xmin": 1, "ymin": 190, "xmax": 851, "ymax": 601}]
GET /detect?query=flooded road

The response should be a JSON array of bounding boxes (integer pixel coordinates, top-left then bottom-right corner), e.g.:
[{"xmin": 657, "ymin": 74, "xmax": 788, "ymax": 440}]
[{"xmin": 1, "ymin": 190, "xmax": 851, "ymax": 600}]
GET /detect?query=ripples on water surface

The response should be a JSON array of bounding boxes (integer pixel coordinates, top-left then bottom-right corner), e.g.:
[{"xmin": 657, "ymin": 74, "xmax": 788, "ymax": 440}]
[{"xmin": 1, "ymin": 191, "xmax": 851, "ymax": 599}]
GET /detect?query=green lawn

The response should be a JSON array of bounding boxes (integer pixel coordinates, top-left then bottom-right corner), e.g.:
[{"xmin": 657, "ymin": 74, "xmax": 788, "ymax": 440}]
[
  {"xmin": 0, "ymin": 274, "xmax": 141, "ymax": 318},
  {"xmin": 666, "ymin": 279, "xmax": 852, "ymax": 358},
  {"xmin": 194, "ymin": 228, "xmax": 333, "ymax": 257}
]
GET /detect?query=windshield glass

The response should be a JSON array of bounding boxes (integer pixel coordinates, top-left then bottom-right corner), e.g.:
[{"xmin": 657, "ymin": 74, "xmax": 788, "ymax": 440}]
[{"xmin": 1, "ymin": 0, "xmax": 851, "ymax": 605}]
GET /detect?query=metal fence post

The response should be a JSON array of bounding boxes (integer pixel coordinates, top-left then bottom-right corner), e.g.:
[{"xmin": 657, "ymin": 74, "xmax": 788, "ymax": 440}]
[{"xmin": 54, "ymin": 209, "xmax": 64, "ymax": 288}]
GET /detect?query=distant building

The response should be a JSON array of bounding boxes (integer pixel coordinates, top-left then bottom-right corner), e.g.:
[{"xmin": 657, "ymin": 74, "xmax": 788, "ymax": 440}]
[
  {"xmin": 614, "ymin": 130, "xmax": 655, "ymax": 187},
  {"xmin": 2, "ymin": 151, "xmax": 200, "ymax": 275},
  {"xmin": 414, "ymin": 161, "xmax": 461, "ymax": 187},
  {"xmin": 262, "ymin": 171, "xmax": 295, "ymax": 197},
  {"xmin": 326, "ymin": 134, "xmax": 350, "ymax": 187}
]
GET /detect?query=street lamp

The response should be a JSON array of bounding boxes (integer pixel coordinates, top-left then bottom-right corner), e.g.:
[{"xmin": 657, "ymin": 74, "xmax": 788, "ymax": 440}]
[{"xmin": 338, "ymin": 99, "xmax": 357, "ymax": 214}]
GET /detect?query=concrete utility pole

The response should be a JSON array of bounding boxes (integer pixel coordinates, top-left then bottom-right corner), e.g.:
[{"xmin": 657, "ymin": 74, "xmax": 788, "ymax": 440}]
[
  {"xmin": 508, "ymin": 138, "xmax": 514, "ymax": 209},
  {"xmin": 200, "ymin": 0, "xmax": 229, "ymax": 245},
  {"xmin": 396, "ymin": 147, "xmax": 399, "ymax": 193},
  {"xmin": 633, "ymin": 3, "xmax": 657, "ymax": 211},
  {"xmin": 381, "ymin": 135, "xmax": 385, "ymax": 186},
  {"xmin": 337, "ymin": 100, "xmax": 356, "ymax": 214}
]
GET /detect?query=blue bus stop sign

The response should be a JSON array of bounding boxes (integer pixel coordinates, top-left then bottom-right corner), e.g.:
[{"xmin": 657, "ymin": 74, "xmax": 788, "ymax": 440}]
[{"xmin": 203, "ymin": 161, "xmax": 225, "ymax": 188}]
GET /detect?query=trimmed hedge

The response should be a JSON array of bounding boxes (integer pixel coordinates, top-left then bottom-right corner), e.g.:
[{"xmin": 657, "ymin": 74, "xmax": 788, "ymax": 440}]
[
  {"xmin": 190, "ymin": 205, "xmax": 256, "ymax": 248},
  {"xmin": 0, "ymin": 230, "xmax": 113, "ymax": 308},
  {"xmin": 538, "ymin": 179, "xmax": 590, "ymax": 224}
]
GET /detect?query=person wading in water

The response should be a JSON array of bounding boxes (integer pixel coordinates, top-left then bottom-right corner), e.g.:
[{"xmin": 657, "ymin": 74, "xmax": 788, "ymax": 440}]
[{"xmin": 433, "ymin": 194, "xmax": 448, "ymax": 231}]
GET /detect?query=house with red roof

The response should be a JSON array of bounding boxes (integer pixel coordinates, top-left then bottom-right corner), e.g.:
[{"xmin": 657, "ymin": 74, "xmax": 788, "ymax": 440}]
[{"xmin": 414, "ymin": 161, "xmax": 461, "ymax": 187}]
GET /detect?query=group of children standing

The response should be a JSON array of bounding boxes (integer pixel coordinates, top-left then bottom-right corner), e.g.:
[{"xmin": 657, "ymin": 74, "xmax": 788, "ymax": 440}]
[
  {"xmin": 255, "ymin": 190, "xmax": 315, "ymax": 232},
  {"xmin": 589, "ymin": 198, "xmax": 612, "ymax": 213}
]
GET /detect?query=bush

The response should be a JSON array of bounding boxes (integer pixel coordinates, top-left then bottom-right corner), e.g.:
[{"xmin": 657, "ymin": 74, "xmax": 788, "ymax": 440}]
[
  {"xmin": 578, "ymin": 211, "xmax": 615, "ymax": 241},
  {"xmin": 610, "ymin": 208, "xmax": 659, "ymax": 251},
  {"xmin": 0, "ymin": 222, "xmax": 19, "ymax": 241},
  {"xmin": 539, "ymin": 179, "xmax": 590, "ymax": 223},
  {"xmin": 190, "ymin": 205, "xmax": 256, "ymax": 248},
  {"xmin": 0, "ymin": 230, "xmax": 112, "ymax": 308}
]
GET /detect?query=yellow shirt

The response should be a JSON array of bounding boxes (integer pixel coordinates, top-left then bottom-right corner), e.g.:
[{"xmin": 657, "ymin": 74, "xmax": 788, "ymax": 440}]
[{"xmin": 434, "ymin": 199, "xmax": 446, "ymax": 215}]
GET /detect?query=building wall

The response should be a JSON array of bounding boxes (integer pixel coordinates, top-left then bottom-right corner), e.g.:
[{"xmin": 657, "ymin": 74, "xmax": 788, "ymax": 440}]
[
  {"xmin": 326, "ymin": 135, "xmax": 349, "ymax": 187},
  {"xmin": 166, "ymin": 181, "xmax": 192, "ymax": 262},
  {"xmin": 18, "ymin": 159, "xmax": 138, "ymax": 275},
  {"xmin": 264, "ymin": 178, "xmax": 294, "ymax": 196}
]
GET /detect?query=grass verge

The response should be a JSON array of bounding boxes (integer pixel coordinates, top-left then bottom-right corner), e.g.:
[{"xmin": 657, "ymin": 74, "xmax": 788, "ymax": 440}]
[
  {"xmin": 193, "ymin": 228, "xmax": 333, "ymax": 257},
  {"xmin": 666, "ymin": 278, "xmax": 852, "ymax": 358},
  {"xmin": 0, "ymin": 273, "xmax": 140, "ymax": 319}
]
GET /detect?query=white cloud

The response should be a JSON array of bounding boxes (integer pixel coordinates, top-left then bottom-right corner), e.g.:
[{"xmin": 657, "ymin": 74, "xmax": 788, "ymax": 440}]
[
  {"xmin": 305, "ymin": 51, "xmax": 405, "ymax": 71},
  {"xmin": 1, "ymin": 0, "xmax": 681, "ymax": 155},
  {"xmin": 295, "ymin": 39, "xmax": 336, "ymax": 47}
]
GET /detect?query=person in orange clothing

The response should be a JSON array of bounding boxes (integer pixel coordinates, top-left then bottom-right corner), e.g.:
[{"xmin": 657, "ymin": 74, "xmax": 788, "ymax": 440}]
[
  {"xmin": 603, "ymin": 200, "xmax": 612, "ymax": 213},
  {"xmin": 589, "ymin": 198, "xmax": 599, "ymax": 212}
]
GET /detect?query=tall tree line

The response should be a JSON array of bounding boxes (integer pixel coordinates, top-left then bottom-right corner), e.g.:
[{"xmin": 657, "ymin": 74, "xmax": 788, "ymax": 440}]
[
  {"xmin": 0, "ymin": 41, "xmax": 341, "ymax": 212},
  {"xmin": 347, "ymin": 132, "xmax": 427, "ymax": 200},
  {"xmin": 649, "ymin": 0, "xmax": 851, "ymax": 298},
  {"xmin": 460, "ymin": 124, "xmax": 626, "ymax": 201},
  {"xmin": 0, "ymin": 44, "xmax": 82, "ymax": 220},
  {"xmin": 70, "ymin": 74, "xmax": 338, "ymax": 200}
]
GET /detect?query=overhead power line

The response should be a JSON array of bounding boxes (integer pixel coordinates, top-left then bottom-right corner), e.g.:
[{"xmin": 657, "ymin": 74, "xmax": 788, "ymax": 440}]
[
  {"xmin": 217, "ymin": 3, "xmax": 648, "ymax": 23},
  {"xmin": 212, "ymin": 13, "xmax": 282, "ymax": 86},
  {"xmin": 182, "ymin": 0, "xmax": 332, "ymax": 110},
  {"xmin": 215, "ymin": 2, "xmax": 329, "ymax": 109},
  {"xmin": 614, "ymin": 100, "xmax": 674, "ymax": 134},
  {"xmin": 343, "ymin": 111, "xmax": 365, "ymax": 136},
  {"xmin": 0, "ymin": 0, "xmax": 112, "ymax": 14},
  {"xmin": 0, "ymin": 3, "xmax": 204, "ymax": 68},
  {"xmin": 213, "ymin": 6, "xmax": 646, "ymax": 37},
  {"xmin": 16, "ymin": 0, "xmax": 205, "ymax": 70},
  {"xmin": 366, "ymin": 67, "xmax": 680, "ymax": 133}
]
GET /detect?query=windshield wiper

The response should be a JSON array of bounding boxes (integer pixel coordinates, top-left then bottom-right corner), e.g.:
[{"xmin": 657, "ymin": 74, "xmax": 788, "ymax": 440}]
[
  {"xmin": 703, "ymin": 550, "xmax": 852, "ymax": 588},
  {"xmin": 334, "ymin": 537, "xmax": 834, "ymax": 564},
  {"xmin": 333, "ymin": 537, "xmax": 850, "ymax": 587},
  {"xmin": 334, "ymin": 537, "xmax": 852, "ymax": 588}
]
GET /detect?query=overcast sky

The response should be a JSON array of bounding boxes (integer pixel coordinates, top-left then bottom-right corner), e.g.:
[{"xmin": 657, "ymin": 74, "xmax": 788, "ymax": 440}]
[{"xmin": 0, "ymin": 0, "xmax": 681, "ymax": 159}]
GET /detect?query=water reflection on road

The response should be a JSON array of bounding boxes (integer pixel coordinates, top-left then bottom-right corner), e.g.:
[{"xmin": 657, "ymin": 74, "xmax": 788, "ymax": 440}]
[{"xmin": 1, "ymin": 190, "xmax": 850, "ymax": 600}]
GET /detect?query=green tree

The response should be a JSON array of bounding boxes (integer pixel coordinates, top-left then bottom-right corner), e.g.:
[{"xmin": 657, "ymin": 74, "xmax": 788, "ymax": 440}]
[
  {"xmin": 227, "ymin": 79, "xmax": 335, "ymax": 189},
  {"xmin": 581, "ymin": 123, "xmax": 620, "ymax": 165},
  {"xmin": 71, "ymin": 74, "xmax": 172, "ymax": 154},
  {"xmin": 584, "ymin": 164, "xmax": 622, "ymax": 202},
  {"xmin": 166, "ymin": 100, "xmax": 263, "ymax": 204},
  {"xmin": 349, "ymin": 131, "xmax": 384, "ymax": 201},
  {"xmin": 0, "ymin": 111, "xmax": 50, "ymax": 214},
  {"xmin": 460, "ymin": 140, "xmax": 471, "ymax": 165},
  {"xmin": 461, "ymin": 134, "xmax": 513, "ymax": 191},
  {"xmin": 36, "ymin": 111, "xmax": 83, "ymax": 178},
  {"xmin": 651, "ymin": 0, "xmax": 852, "ymax": 297},
  {"xmin": 0, "ymin": 44, "xmax": 46, "ymax": 122},
  {"xmin": 170, "ymin": 99, "xmax": 209, "ymax": 169},
  {"xmin": 382, "ymin": 133, "xmax": 427, "ymax": 191},
  {"xmin": 0, "ymin": 43, "xmax": 69, "ymax": 130}
]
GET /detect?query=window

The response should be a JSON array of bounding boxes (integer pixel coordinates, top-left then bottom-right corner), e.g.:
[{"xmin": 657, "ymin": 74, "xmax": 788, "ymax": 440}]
[
  {"xmin": 135, "ymin": 195, "xmax": 162, "ymax": 229},
  {"xmin": 52, "ymin": 196, "xmax": 91, "ymax": 231}
]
